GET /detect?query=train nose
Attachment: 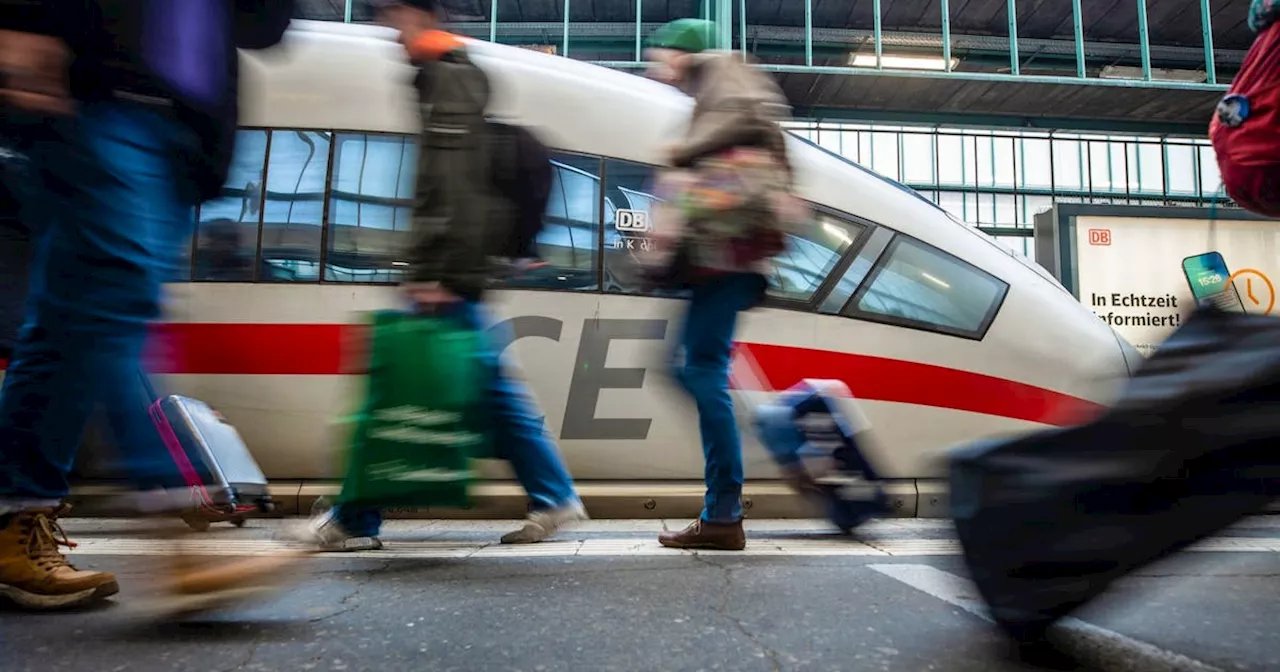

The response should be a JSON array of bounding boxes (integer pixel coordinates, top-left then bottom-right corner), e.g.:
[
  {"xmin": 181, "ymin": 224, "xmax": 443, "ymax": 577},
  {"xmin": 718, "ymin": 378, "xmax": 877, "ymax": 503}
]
[{"xmin": 1114, "ymin": 332, "xmax": 1144, "ymax": 377}]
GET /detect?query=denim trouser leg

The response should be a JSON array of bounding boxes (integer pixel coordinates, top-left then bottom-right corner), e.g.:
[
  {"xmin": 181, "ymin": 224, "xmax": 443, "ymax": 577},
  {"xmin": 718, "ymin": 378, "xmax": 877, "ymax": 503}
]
[
  {"xmin": 333, "ymin": 301, "xmax": 579, "ymax": 536},
  {"xmin": 672, "ymin": 273, "xmax": 762, "ymax": 524},
  {"xmin": 0, "ymin": 102, "xmax": 195, "ymax": 510}
]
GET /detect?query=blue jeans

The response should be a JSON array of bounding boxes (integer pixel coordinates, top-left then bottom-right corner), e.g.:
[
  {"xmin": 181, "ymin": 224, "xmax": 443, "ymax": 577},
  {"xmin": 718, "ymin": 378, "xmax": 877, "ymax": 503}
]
[
  {"xmin": 331, "ymin": 301, "xmax": 580, "ymax": 538},
  {"xmin": 672, "ymin": 272, "xmax": 765, "ymax": 524},
  {"xmin": 0, "ymin": 102, "xmax": 195, "ymax": 510}
]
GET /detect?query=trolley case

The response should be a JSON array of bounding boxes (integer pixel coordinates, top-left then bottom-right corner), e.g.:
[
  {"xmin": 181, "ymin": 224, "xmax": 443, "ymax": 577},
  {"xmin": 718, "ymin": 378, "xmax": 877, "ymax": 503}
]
[
  {"xmin": 949, "ymin": 306, "xmax": 1280, "ymax": 644},
  {"xmin": 149, "ymin": 394, "xmax": 275, "ymax": 530},
  {"xmin": 753, "ymin": 379, "xmax": 888, "ymax": 533}
]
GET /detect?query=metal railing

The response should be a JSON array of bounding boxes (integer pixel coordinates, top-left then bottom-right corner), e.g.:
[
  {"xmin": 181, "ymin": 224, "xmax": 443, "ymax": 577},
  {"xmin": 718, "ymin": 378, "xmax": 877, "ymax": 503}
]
[{"xmin": 317, "ymin": 0, "xmax": 1230, "ymax": 91}]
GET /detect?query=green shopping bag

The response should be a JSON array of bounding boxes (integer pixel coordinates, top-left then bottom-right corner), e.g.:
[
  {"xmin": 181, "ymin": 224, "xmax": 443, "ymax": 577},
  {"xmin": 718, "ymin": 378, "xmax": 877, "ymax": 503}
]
[{"xmin": 338, "ymin": 311, "xmax": 492, "ymax": 509}]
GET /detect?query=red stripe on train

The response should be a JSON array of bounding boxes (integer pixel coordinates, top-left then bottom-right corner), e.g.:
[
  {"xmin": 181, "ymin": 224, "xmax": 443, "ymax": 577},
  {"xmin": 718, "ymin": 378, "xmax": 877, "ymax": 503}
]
[{"xmin": 1, "ymin": 323, "xmax": 1106, "ymax": 426}]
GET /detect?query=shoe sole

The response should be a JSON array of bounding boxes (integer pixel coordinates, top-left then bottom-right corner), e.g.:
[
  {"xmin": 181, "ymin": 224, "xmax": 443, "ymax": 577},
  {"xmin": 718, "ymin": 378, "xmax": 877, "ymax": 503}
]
[
  {"xmin": 657, "ymin": 539, "xmax": 747, "ymax": 551},
  {"xmin": 0, "ymin": 579, "xmax": 120, "ymax": 611},
  {"xmin": 500, "ymin": 510, "xmax": 591, "ymax": 545}
]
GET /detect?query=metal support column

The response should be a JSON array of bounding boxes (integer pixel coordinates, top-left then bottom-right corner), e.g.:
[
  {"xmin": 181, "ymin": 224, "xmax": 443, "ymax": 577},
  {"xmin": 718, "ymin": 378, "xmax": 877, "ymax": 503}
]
[
  {"xmin": 1200, "ymin": 0, "xmax": 1217, "ymax": 85},
  {"xmin": 1136, "ymin": 0, "xmax": 1152, "ymax": 81},
  {"xmin": 635, "ymin": 0, "xmax": 642, "ymax": 61},
  {"xmin": 1007, "ymin": 0, "xmax": 1019, "ymax": 75},
  {"xmin": 490, "ymin": 0, "xmax": 498, "ymax": 42},
  {"xmin": 940, "ymin": 0, "xmax": 953, "ymax": 72},
  {"xmin": 563, "ymin": 0, "xmax": 571, "ymax": 56},
  {"xmin": 715, "ymin": 0, "xmax": 733, "ymax": 52},
  {"xmin": 805, "ymin": 0, "xmax": 814, "ymax": 66},
  {"xmin": 1071, "ymin": 0, "xmax": 1085, "ymax": 78},
  {"xmin": 739, "ymin": 0, "xmax": 747, "ymax": 60},
  {"xmin": 873, "ymin": 0, "xmax": 883, "ymax": 68},
  {"xmin": 344, "ymin": 0, "xmax": 353, "ymax": 23}
]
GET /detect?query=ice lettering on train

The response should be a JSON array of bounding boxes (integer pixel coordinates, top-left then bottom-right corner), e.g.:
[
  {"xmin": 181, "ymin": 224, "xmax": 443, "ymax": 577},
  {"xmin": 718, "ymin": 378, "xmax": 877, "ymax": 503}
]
[{"xmin": 490, "ymin": 317, "xmax": 667, "ymax": 441}]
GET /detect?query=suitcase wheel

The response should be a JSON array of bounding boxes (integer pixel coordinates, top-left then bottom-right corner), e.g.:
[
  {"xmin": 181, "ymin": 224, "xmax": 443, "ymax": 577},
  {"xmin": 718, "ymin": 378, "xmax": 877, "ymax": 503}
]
[{"xmin": 231, "ymin": 516, "xmax": 247, "ymax": 528}]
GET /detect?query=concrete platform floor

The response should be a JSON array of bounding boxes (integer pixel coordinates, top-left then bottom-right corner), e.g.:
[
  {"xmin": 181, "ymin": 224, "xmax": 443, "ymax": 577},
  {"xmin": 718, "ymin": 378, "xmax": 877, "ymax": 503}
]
[{"xmin": 3, "ymin": 517, "xmax": 1280, "ymax": 672}]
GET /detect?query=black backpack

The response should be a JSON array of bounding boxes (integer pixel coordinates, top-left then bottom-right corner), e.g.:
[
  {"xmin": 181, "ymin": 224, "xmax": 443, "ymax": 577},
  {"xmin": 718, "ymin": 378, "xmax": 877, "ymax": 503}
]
[{"xmin": 486, "ymin": 120, "xmax": 554, "ymax": 261}]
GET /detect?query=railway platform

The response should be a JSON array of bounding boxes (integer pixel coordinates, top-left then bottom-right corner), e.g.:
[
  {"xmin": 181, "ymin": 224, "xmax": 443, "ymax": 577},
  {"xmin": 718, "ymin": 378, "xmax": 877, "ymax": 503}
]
[{"xmin": 4, "ymin": 517, "xmax": 1280, "ymax": 672}]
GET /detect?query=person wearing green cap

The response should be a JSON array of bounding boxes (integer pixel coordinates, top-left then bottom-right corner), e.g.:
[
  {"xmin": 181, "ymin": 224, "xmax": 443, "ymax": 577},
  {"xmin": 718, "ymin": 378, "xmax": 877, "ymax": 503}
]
[{"xmin": 644, "ymin": 19, "xmax": 796, "ymax": 551}]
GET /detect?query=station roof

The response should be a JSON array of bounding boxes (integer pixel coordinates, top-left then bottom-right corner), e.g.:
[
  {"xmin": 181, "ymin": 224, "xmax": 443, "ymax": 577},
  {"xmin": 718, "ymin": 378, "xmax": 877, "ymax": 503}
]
[{"xmin": 298, "ymin": 0, "xmax": 1249, "ymax": 135}]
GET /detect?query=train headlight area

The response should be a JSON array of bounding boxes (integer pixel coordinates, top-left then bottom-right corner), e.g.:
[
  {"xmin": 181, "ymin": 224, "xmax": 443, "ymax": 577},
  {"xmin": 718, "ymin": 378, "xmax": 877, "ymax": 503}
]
[{"xmin": 5, "ymin": 516, "xmax": 1280, "ymax": 672}]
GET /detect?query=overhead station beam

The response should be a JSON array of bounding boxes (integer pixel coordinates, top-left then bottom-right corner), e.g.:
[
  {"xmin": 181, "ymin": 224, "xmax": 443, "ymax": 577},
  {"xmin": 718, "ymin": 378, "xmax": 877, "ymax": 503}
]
[{"xmin": 436, "ymin": 21, "xmax": 1243, "ymax": 77}]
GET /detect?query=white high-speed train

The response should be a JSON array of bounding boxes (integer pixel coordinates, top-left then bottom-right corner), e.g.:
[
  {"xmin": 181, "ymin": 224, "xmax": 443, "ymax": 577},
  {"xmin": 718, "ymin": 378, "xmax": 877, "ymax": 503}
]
[{"xmin": 75, "ymin": 20, "xmax": 1141, "ymax": 516}]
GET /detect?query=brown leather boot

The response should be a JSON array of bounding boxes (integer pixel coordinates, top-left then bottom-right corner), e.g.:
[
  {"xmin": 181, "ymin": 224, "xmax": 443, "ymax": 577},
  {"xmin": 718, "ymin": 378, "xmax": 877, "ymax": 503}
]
[
  {"xmin": 0, "ymin": 505, "xmax": 119, "ymax": 610},
  {"xmin": 658, "ymin": 519, "xmax": 746, "ymax": 551}
]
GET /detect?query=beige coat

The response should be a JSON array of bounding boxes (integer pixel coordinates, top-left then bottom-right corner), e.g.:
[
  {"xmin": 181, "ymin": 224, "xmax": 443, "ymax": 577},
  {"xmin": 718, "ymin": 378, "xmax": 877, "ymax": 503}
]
[{"xmin": 669, "ymin": 51, "xmax": 792, "ymax": 171}]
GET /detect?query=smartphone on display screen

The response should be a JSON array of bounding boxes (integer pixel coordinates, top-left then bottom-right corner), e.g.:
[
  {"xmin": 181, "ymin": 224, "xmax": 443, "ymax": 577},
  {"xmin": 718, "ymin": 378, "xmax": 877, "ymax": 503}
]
[{"xmin": 1182, "ymin": 252, "xmax": 1246, "ymax": 313}]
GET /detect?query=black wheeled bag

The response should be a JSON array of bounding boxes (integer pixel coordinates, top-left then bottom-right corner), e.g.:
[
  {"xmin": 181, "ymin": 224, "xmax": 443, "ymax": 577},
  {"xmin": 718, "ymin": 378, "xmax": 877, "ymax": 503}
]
[{"xmin": 949, "ymin": 306, "xmax": 1280, "ymax": 643}]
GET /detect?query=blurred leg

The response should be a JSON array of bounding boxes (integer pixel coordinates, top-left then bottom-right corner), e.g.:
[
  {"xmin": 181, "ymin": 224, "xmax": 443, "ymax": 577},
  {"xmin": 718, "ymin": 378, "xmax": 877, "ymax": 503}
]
[{"xmin": 659, "ymin": 273, "xmax": 762, "ymax": 551}]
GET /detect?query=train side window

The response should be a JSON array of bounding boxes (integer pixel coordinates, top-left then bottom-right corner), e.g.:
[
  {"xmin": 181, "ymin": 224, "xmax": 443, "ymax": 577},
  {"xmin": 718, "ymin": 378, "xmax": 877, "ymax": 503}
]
[
  {"xmin": 261, "ymin": 130, "xmax": 331, "ymax": 283},
  {"xmin": 193, "ymin": 130, "xmax": 267, "ymax": 282},
  {"xmin": 817, "ymin": 224, "xmax": 893, "ymax": 314},
  {"xmin": 847, "ymin": 235, "xmax": 1009, "ymax": 339},
  {"xmin": 325, "ymin": 132, "xmax": 416, "ymax": 283},
  {"xmin": 600, "ymin": 162, "xmax": 862, "ymax": 303},
  {"xmin": 601, "ymin": 160, "xmax": 684, "ymax": 297},
  {"xmin": 767, "ymin": 213, "xmax": 864, "ymax": 303},
  {"xmin": 496, "ymin": 153, "xmax": 601, "ymax": 292}
]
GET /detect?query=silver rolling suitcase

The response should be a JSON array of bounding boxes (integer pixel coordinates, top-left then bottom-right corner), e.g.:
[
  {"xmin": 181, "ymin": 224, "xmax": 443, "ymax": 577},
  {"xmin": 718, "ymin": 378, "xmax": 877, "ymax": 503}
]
[{"xmin": 149, "ymin": 394, "xmax": 275, "ymax": 531}]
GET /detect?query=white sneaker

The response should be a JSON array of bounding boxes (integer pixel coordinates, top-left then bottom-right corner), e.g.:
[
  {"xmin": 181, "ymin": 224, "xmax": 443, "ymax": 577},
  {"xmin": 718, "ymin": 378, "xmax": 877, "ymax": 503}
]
[
  {"xmin": 295, "ymin": 510, "xmax": 383, "ymax": 552},
  {"xmin": 500, "ymin": 501, "xmax": 589, "ymax": 544}
]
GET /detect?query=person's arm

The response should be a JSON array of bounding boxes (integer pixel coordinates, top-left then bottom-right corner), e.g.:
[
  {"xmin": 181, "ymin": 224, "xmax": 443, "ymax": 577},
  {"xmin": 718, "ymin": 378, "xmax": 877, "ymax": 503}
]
[
  {"xmin": 668, "ymin": 60, "xmax": 791, "ymax": 168},
  {"xmin": 0, "ymin": 1, "xmax": 76, "ymax": 116},
  {"xmin": 669, "ymin": 98, "xmax": 779, "ymax": 168},
  {"xmin": 404, "ymin": 53, "xmax": 492, "ymax": 302}
]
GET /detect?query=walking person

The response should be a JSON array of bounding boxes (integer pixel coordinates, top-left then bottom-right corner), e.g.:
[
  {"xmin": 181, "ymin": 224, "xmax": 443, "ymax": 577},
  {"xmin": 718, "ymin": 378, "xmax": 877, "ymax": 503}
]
[
  {"xmin": 0, "ymin": 0, "xmax": 300, "ymax": 612},
  {"xmin": 641, "ymin": 19, "xmax": 796, "ymax": 551},
  {"xmin": 300, "ymin": 0, "xmax": 588, "ymax": 551}
]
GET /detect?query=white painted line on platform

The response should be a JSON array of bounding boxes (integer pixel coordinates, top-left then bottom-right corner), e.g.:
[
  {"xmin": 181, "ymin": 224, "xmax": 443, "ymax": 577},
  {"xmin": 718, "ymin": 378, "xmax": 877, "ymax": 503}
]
[
  {"xmin": 869, "ymin": 564, "xmax": 1225, "ymax": 672},
  {"xmin": 60, "ymin": 535, "xmax": 1280, "ymax": 559}
]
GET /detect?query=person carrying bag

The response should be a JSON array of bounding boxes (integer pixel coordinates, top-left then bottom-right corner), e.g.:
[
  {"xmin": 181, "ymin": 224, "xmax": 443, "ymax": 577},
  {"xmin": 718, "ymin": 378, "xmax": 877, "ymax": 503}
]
[
  {"xmin": 300, "ymin": 0, "xmax": 588, "ymax": 552},
  {"xmin": 637, "ymin": 19, "xmax": 809, "ymax": 552}
]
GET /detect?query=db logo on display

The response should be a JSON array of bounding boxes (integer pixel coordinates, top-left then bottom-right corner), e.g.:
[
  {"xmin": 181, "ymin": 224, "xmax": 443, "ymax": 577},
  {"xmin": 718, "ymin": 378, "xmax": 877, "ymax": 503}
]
[
  {"xmin": 1088, "ymin": 229, "xmax": 1112, "ymax": 246},
  {"xmin": 615, "ymin": 209, "xmax": 651, "ymax": 234}
]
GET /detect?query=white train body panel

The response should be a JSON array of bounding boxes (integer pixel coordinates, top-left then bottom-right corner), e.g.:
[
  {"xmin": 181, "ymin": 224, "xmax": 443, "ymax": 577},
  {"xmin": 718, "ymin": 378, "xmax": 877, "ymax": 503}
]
[{"xmin": 84, "ymin": 21, "xmax": 1136, "ymax": 482}]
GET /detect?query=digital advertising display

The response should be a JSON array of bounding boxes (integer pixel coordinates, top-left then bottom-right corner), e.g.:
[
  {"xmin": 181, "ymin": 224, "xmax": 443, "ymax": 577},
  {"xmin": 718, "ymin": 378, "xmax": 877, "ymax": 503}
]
[{"xmin": 1035, "ymin": 205, "xmax": 1279, "ymax": 356}]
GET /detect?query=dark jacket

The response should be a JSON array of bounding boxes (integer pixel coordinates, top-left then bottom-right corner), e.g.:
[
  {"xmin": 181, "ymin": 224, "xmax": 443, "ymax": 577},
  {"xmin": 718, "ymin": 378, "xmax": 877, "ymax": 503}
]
[
  {"xmin": 1, "ymin": 0, "xmax": 293, "ymax": 203},
  {"xmin": 406, "ymin": 36, "xmax": 509, "ymax": 301}
]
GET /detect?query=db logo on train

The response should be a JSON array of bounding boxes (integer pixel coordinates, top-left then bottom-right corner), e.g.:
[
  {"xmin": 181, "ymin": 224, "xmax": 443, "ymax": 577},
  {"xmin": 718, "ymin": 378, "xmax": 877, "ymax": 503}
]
[{"xmin": 1088, "ymin": 229, "xmax": 1112, "ymax": 246}]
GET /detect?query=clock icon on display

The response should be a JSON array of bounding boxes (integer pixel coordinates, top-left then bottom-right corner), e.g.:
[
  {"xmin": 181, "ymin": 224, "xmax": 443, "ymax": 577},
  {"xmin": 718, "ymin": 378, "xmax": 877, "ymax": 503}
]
[{"xmin": 1228, "ymin": 269, "xmax": 1276, "ymax": 316}]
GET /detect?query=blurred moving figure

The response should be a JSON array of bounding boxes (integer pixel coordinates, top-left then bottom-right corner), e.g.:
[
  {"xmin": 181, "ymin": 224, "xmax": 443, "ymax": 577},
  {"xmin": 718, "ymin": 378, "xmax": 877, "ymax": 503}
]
[
  {"xmin": 300, "ymin": 0, "xmax": 588, "ymax": 551},
  {"xmin": 0, "ymin": 135, "xmax": 32, "ymax": 366},
  {"xmin": 642, "ymin": 20, "xmax": 794, "ymax": 551},
  {"xmin": 0, "ymin": 0, "xmax": 298, "ymax": 612}
]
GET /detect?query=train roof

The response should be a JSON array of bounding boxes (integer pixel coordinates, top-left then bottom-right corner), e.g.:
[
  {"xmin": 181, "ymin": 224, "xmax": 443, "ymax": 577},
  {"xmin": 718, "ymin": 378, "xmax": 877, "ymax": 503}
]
[{"xmin": 241, "ymin": 19, "xmax": 1082, "ymax": 306}]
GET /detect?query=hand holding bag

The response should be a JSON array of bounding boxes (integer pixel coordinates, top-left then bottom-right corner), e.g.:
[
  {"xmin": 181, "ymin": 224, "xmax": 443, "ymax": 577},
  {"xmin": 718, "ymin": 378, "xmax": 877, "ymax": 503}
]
[
  {"xmin": 338, "ymin": 311, "xmax": 492, "ymax": 509},
  {"xmin": 636, "ymin": 146, "xmax": 809, "ymax": 288}
]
